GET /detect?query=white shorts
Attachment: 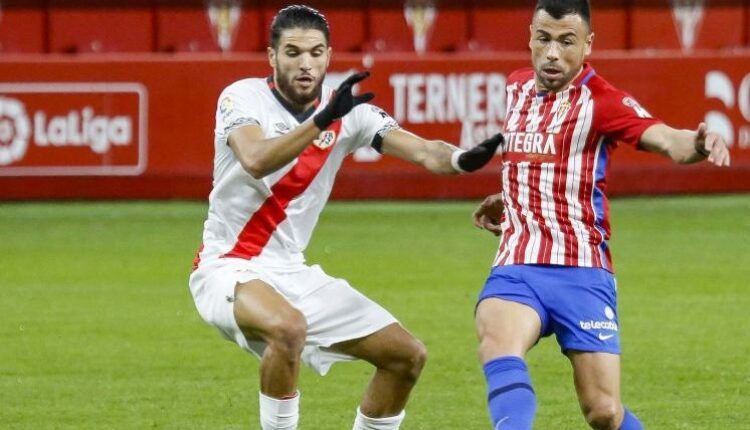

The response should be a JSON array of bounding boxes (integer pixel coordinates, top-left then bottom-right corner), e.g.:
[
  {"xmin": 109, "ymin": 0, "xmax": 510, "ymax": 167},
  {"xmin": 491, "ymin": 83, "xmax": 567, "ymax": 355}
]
[{"xmin": 188, "ymin": 258, "xmax": 398, "ymax": 375}]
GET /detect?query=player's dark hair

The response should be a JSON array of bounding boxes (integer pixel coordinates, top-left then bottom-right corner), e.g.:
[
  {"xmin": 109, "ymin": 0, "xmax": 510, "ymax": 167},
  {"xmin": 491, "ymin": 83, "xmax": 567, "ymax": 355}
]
[
  {"xmin": 535, "ymin": 0, "xmax": 591, "ymax": 28},
  {"xmin": 270, "ymin": 5, "xmax": 330, "ymax": 49}
]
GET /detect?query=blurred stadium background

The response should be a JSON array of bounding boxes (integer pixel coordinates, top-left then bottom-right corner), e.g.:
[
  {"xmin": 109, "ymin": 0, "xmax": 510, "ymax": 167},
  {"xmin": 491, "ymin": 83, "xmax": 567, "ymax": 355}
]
[{"xmin": 1, "ymin": 1, "xmax": 749, "ymax": 429}]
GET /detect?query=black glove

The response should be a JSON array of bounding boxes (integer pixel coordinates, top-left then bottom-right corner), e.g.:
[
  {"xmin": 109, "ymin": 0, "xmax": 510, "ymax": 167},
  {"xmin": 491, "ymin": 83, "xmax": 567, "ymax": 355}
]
[
  {"xmin": 455, "ymin": 133, "xmax": 505, "ymax": 172},
  {"xmin": 313, "ymin": 71, "xmax": 375, "ymax": 130}
]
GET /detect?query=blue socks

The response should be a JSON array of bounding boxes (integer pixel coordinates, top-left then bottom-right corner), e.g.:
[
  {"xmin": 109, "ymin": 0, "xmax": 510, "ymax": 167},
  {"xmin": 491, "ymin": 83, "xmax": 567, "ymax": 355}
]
[
  {"xmin": 619, "ymin": 408, "xmax": 643, "ymax": 430},
  {"xmin": 483, "ymin": 356, "xmax": 536, "ymax": 430}
]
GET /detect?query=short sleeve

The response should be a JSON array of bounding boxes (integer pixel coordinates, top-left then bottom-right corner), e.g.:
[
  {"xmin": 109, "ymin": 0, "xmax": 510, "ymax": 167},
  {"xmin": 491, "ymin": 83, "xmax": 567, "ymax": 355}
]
[
  {"xmin": 595, "ymin": 89, "xmax": 662, "ymax": 147},
  {"xmin": 350, "ymin": 104, "xmax": 400, "ymax": 153},
  {"xmin": 214, "ymin": 83, "xmax": 263, "ymax": 146}
]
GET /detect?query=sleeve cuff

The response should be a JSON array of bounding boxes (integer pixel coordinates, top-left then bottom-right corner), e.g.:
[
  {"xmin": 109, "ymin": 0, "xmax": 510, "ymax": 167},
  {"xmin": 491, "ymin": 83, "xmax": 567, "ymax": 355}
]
[
  {"xmin": 450, "ymin": 149, "xmax": 468, "ymax": 173},
  {"xmin": 370, "ymin": 133, "xmax": 384, "ymax": 153}
]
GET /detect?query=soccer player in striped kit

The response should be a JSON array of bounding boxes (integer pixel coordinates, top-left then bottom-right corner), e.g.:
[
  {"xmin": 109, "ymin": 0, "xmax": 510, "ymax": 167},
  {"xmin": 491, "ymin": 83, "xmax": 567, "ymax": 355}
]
[
  {"xmin": 189, "ymin": 5, "xmax": 502, "ymax": 430},
  {"xmin": 472, "ymin": 1, "xmax": 731, "ymax": 429}
]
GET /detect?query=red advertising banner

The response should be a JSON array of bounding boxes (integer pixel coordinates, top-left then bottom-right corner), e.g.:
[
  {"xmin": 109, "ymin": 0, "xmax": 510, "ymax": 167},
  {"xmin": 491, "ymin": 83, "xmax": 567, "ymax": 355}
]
[
  {"xmin": 0, "ymin": 83, "xmax": 147, "ymax": 176},
  {"xmin": 0, "ymin": 52, "xmax": 748, "ymax": 200}
]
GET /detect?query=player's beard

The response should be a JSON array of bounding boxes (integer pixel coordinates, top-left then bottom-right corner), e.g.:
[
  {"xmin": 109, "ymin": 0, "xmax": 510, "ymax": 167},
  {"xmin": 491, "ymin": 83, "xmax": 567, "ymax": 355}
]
[
  {"xmin": 276, "ymin": 70, "xmax": 325, "ymax": 110},
  {"xmin": 536, "ymin": 69, "xmax": 570, "ymax": 92}
]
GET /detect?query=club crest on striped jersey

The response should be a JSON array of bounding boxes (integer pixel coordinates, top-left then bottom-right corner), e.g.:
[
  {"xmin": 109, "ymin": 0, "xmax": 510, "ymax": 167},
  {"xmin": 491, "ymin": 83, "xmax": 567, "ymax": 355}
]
[
  {"xmin": 313, "ymin": 130, "xmax": 337, "ymax": 150},
  {"xmin": 555, "ymin": 100, "xmax": 572, "ymax": 121}
]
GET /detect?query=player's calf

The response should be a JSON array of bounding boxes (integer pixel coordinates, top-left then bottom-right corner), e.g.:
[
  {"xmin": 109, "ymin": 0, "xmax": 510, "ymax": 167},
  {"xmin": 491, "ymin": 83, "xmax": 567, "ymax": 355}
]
[
  {"xmin": 255, "ymin": 312, "xmax": 307, "ymax": 430},
  {"xmin": 252, "ymin": 308, "xmax": 308, "ymax": 398},
  {"xmin": 350, "ymin": 337, "xmax": 425, "ymax": 430},
  {"xmin": 333, "ymin": 324, "xmax": 427, "ymax": 423},
  {"xmin": 361, "ymin": 334, "xmax": 427, "ymax": 416}
]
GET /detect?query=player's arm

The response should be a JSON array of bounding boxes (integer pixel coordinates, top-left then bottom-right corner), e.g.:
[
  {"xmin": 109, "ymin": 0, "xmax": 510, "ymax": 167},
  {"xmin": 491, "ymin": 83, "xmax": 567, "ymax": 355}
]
[
  {"xmin": 639, "ymin": 122, "xmax": 731, "ymax": 166},
  {"xmin": 229, "ymin": 72, "xmax": 375, "ymax": 179},
  {"xmin": 229, "ymin": 121, "xmax": 322, "ymax": 179},
  {"xmin": 380, "ymin": 129, "xmax": 505, "ymax": 175}
]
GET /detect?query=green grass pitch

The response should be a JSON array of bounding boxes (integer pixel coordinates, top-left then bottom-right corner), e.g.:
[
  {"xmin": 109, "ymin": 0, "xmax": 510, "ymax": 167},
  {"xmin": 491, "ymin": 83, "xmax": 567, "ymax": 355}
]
[{"xmin": 1, "ymin": 196, "xmax": 749, "ymax": 429}]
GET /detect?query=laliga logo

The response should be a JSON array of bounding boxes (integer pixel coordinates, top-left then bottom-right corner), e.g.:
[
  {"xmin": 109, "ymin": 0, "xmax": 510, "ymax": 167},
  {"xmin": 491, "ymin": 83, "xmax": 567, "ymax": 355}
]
[
  {"xmin": 0, "ymin": 96, "xmax": 133, "ymax": 166},
  {"xmin": 0, "ymin": 97, "xmax": 31, "ymax": 167},
  {"xmin": 705, "ymin": 71, "xmax": 750, "ymax": 149},
  {"xmin": 34, "ymin": 107, "xmax": 132, "ymax": 154}
]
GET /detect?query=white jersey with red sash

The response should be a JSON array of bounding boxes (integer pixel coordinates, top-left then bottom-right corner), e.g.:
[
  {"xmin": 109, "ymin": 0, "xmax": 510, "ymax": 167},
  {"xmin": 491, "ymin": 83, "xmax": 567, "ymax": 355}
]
[
  {"xmin": 494, "ymin": 64, "xmax": 661, "ymax": 272},
  {"xmin": 194, "ymin": 77, "xmax": 398, "ymax": 271}
]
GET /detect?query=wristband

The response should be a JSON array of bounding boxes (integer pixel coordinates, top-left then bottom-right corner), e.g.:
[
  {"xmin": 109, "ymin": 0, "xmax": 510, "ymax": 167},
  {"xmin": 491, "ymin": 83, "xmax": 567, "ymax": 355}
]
[
  {"xmin": 313, "ymin": 110, "xmax": 334, "ymax": 130},
  {"xmin": 450, "ymin": 149, "xmax": 468, "ymax": 173}
]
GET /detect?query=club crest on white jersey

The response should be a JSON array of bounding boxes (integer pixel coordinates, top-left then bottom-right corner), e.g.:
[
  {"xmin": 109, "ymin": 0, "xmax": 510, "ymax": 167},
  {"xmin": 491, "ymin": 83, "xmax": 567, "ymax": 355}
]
[{"xmin": 313, "ymin": 130, "xmax": 337, "ymax": 150}]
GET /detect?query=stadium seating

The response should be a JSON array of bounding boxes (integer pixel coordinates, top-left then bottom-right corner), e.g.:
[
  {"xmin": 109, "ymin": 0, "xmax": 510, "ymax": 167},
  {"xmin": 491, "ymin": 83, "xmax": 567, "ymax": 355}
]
[
  {"xmin": 367, "ymin": 0, "xmax": 468, "ymax": 53},
  {"xmin": 261, "ymin": 0, "xmax": 366, "ymax": 52},
  {"xmin": 156, "ymin": 0, "xmax": 261, "ymax": 52},
  {"xmin": 48, "ymin": 0, "xmax": 154, "ymax": 53},
  {"xmin": 0, "ymin": 1, "xmax": 46, "ymax": 53},
  {"xmin": 467, "ymin": 0, "xmax": 627, "ymax": 52},
  {"xmin": 630, "ymin": 0, "xmax": 746, "ymax": 51},
  {"xmin": 465, "ymin": 0, "xmax": 531, "ymax": 52},
  {"xmin": 0, "ymin": 1, "xmax": 748, "ymax": 54},
  {"xmin": 589, "ymin": 0, "xmax": 628, "ymax": 50}
]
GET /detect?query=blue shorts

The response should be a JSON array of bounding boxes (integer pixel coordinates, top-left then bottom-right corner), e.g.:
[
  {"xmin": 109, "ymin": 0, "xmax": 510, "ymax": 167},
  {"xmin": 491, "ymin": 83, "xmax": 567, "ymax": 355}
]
[{"xmin": 478, "ymin": 265, "xmax": 620, "ymax": 355}]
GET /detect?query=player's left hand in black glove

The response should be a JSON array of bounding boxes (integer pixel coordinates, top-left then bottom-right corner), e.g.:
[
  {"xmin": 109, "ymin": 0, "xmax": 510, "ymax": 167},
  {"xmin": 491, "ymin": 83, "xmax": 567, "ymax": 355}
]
[
  {"xmin": 313, "ymin": 71, "xmax": 375, "ymax": 130},
  {"xmin": 451, "ymin": 133, "xmax": 505, "ymax": 173}
]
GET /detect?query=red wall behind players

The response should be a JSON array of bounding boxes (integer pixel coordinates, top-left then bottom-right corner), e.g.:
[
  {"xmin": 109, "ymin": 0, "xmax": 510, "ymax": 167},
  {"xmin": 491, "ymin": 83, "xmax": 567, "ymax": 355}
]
[{"xmin": 0, "ymin": 53, "xmax": 748, "ymax": 200}]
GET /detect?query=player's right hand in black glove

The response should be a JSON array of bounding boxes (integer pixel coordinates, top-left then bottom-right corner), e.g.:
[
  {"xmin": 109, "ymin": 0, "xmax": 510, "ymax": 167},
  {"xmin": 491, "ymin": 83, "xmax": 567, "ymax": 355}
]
[
  {"xmin": 452, "ymin": 133, "xmax": 505, "ymax": 173},
  {"xmin": 313, "ymin": 71, "xmax": 375, "ymax": 130}
]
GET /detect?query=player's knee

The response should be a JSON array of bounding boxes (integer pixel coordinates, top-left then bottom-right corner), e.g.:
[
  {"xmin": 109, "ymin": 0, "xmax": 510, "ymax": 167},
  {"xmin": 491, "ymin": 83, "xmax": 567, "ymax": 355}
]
[
  {"xmin": 388, "ymin": 338, "xmax": 428, "ymax": 382},
  {"xmin": 410, "ymin": 339, "xmax": 428, "ymax": 374},
  {"xmin": 583, "ymin": 399, "xmax": 620, "ymax": 430},
  {"xmin": 264, "ymin": 310, "xmax": 308, "ymax": 356}
]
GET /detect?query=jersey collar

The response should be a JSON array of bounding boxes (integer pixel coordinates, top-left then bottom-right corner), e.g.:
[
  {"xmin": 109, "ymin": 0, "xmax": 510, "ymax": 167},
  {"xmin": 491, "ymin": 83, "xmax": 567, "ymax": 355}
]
[
  {"xmin": 572, "ymin": 63, "xmax": 596, "ymax": 88},
  {"xmin": 266, "ymin": 76, "xmax": 321, "ymax": 123}
]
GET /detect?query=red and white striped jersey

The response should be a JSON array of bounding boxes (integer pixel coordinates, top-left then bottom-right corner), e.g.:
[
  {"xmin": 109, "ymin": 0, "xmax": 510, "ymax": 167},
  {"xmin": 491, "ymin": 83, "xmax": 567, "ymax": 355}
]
[
  {"xmin": 493, "ymin": 64, "xmax": 661, "ymax": 272},
  {"xmin": 193, "ymin": 77, "xmax": 399, "ymax": 271}
]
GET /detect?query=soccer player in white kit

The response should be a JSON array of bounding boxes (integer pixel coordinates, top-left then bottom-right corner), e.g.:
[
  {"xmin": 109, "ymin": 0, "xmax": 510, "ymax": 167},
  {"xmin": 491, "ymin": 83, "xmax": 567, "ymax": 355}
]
[
  {"xmin": 471, "ymin": 1, "xmax": 731, "ymax": 429},
  {"xmin": 189, "ymin": 5, "xmax": 503, "ymax": 430}
]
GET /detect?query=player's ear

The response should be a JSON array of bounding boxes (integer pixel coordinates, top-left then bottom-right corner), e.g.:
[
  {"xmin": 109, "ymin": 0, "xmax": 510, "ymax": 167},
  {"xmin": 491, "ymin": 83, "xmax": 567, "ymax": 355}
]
[
  {"xmin": 528, "ymin": 24, "xmax": 534, "ymax": 50},
  {"xmin": 326, "ymin": 46, "xmax": 332, "ymax": 68},
  {"xmin": 585, "ymin": 32, "xmax": 594, "ymax": 56},
  {"xmin": 267, "ymin": 46, "xmax": 276, "ymax": 69}
]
